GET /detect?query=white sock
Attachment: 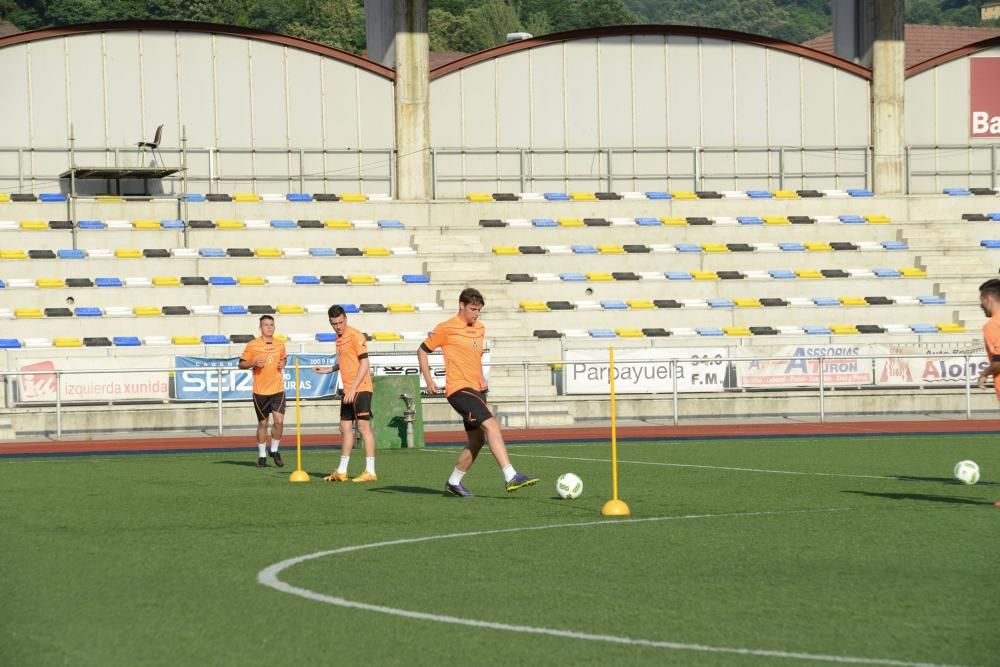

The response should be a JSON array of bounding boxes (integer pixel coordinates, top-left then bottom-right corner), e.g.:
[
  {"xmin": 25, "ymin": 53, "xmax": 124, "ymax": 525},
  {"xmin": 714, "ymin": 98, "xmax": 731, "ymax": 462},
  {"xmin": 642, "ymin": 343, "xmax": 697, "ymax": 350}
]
[
  {"xmin": 270, "ymin": 439, "xmax": 280, "ymax": 452},
  {"xmin": 502, "ymin": 464, "xmax": 516, "ymax": 483},
  {"xmin": 365, "ymin": 457, "xmax": 376, "ymax": 475},
  {"xmin": 448, "ymin": 468, "xmax": 466, "ymax": 486},
  {"xmin": 337, "ymin": 456, "xmax": 350, "ymax": 474},
  {"xmin": 257, "ymin": 443, "xmax": 267, "ymax": 457}
]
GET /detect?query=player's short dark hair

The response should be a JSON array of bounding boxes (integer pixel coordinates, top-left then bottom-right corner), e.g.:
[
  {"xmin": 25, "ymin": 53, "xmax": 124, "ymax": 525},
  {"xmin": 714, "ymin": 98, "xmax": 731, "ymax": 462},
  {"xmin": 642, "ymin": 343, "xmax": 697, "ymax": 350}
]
[
  {"xmin": 980, "ymin": 278, "xmax": 1000, "ymax": 300},
  {"xmin": 259, "ymin": 315, "xmax": 274, "ymax": 324},
  {"xmin": 327, "ymin": 305, "xmax": 346, "ymax": 319},
  {"xmin": 459, "ymin": 287, "xmax": 485, "ymax": 307}
]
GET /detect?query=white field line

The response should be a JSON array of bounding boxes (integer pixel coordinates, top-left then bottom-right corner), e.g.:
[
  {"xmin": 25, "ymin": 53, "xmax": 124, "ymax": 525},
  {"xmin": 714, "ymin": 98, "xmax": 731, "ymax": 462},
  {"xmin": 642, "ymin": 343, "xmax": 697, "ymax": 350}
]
[{"xmin": 257, "ymin": 508, "xmax": 969, "ymax": 667}]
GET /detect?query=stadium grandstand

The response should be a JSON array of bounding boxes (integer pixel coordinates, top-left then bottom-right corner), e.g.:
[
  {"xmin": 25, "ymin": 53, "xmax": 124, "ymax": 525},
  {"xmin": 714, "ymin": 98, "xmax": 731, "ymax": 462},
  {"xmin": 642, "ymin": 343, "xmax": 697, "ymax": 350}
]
[{"xmin": 0, "ymin": 7, "xmax": 997, "ymax": 441}]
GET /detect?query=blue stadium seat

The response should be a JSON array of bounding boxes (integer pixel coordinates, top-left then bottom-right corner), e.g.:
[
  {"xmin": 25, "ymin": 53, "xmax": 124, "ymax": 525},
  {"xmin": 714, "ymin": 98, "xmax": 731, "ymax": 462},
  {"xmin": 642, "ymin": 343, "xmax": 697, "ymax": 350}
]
[
  {"xmin": 0, "ymin": 339, "xmax": 22, "ymax": 348},
  {"xmin": 839, "ymin": 214, "xmax": 865, "ymax": 223},
  {"xmin": 747, "ymin": 190, "xmax": 773, "ymax": 198},
  {"xmin": 113, "ymin": 336, "xmax": 141, "ymax": 346},
  {"xmin": 560, "ymin": 272, "xmax": 587, "ymax": 281},
  {"xmin": 287, "ymin": 193, "xmax": 313, "ymax": 202},
  {"xmin": 779, "ymin": 242, "xmax": 806, "ymax": 251},
  {"xmin": 738, "ymin": 216, "xmax": 764, "ymax": 225},
  {"xmin": 981, "ymin": 240, "xmax": 1000, "ymax": 248},
  {"xmin": 532, "ymin": 218, "xmax": 557, "ymax": 227},
  {"xmin": 402, "ymin": 274, "xmax": 430, "ymax": 283},
  {"xmin": 199, "ymin": 248, "xmax": 226, "ymax": 258},
  {"xmin": 0, "ymin": 279, "xmax": 4, "ymax": 288},
  {"xmin": 270, "ymin": 219, "xmax": 297, "ymax": 229},
  {"xmin": 813, "ymin": 297, "xmax": 840, "ymax": 306},
  {"xmin": 220, "ymin": 305, "xmax": 248, "ymax": 315},
  {"xmin": 340, "ymin": 304, "xmax": 360, "ymax": 314},
  {"xmin": 160, "ymin": 219, "xmax": 185, "ymax": 229},
  {"xmin": 544, "ymin": 193, "xmax": 570, "ymax": 201},
  {"xmin": 645, "ymin": 192, "xmax": 671, "ymax": 200},
  {"xmin": 309, "ymin": 247, "xmax": 336, "ymax": 256},
  {"xmin": 707, "ymin": 299, "xmax": 734, "ymax": 308},
  {"xmin": 873, "ymin": 268, "xmax": 901, "ymax": 278},
  {"xmin": 989, "ymin": 212, "xmax": 1000, "ymax": 221},
  {"xmin": 95, "ymin": 277, "xmax": 123, "ymax": 287},
  {"xmin": 667, "ymin": 271, "xmax": 693, "ymax": 280},
  {"xmin": 58, "ymin": 249, "xmax": 86, "ymax": 259},
  {"xmin": 803, "ymin": 325, "xmax": 832, "ymax": 335},
  {"xmin": 588, "ymin": 328, "xmax": 616, "ymax": 338},
  {"xmin": 185, "ymin": 194, "xmax": 207, "ymax": 202},
  {"xmin": 881, "ymin": 241, "xmax": 908, "ymax": 250},
  {"xmin": 768, "ymin": 269, "xmax": 796, "ymax": 279},
  {"xmin": 316, "ymin": 332, "xmax": 337, "ymax": 342},
  {"xmin": 39, "ymin": 192, "xmax": 66, "ymax": 202},
  {"xmin": 910, "ymin": 323, "xmax": 937, "ymax": 333},
  {"xmin": 943, "ymin": 188, "xmax": 971, "ymax": 196},
  {"xmin": 293, "ymin": 275, "xmax": 320, "ymax": 285},
  {"xmin": 209, "ymin": 276, "xmax": 237, "ymax": 286},
  {"xmin": 571, "ymin": 244, "xmax": 598, "ymax": 254},
  {"xmin": 635, "ymin": 217, "xmax": 660, "ymax": 226},
  {"xmin": 201, "ymin": 335, "xmax": 229, "ymax": 345},
  {"xmin": 675, "ymin": 243, "xmax": 701, "ymax": 253},
  {"xmin": 918, "ymin": 295, "xmax": 945, "ymax": 304},
  {"xmin": 600, "ymin": 300, "xmax": 628, "ymax": 310},
  {"xmin": 378, "ymin": 219, "xmax": 404, "ymax": 228},
  {"xmin": 74, "ymin": 307, "xmax": 102, "ymax": 317},
  {"xmin": 696, "ymin": 327, "xmax": 725, "ymax": 336},
  {"xmin": 78, "ymin": 220, "xmax": 106, "ymax": 229},
  {"xmin": 847, "ymin": 189, "xmax": 874, "ymax": 197}
]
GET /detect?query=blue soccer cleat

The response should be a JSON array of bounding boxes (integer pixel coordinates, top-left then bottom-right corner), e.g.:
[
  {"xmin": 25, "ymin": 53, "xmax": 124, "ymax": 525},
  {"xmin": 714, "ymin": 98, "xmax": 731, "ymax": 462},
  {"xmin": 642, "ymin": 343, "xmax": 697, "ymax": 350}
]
[
  {"xmin": 444, "ymin": 482, "xmax": 474, "ymax": 498},
  {"xmin": 505, "ymin": 473, "xmax": 539, "ymax": 493}
]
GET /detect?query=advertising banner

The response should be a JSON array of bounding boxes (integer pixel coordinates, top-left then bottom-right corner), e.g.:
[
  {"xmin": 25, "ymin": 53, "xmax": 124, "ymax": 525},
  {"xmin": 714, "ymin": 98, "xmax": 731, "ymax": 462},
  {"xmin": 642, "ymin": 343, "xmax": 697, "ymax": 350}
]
[
  {"xmin": 368, "ymin": 350, "xmax": 491, "ymax": 390},
  {"xmin": 173, "ymin": 354, "xmax": 339, "ymax": 401},
  {"xmin": 736, "ymin": 345, "xmax": 871, "ymax": 388},
  {"xmin": 873, "ymin": 344, "xmax": 989, "ymax": 387},
  {"xmin": 16, "ymin": 356, "xmax": 171, "ymax": 404},
  {"xmin": 564, "ymin": 348, "xmax": 727, "ymax": 394},
  {"xmin": 970, "ymin": 57, "xmax": 1000, "ymax": 138}
]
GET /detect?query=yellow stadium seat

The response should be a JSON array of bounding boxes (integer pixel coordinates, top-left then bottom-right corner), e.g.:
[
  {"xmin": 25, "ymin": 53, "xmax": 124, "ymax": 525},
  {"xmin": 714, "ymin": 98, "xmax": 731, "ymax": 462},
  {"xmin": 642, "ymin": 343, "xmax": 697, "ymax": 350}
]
[
  {"xmin": 772, "ymin": 190, "xmax": 799, "ymax": 198},
  {"xmin": 804, "ymin": 242, "xmax": 832, "ymax": 251},
  {"xmin": 724, "ymin": 327, "xmax": 753, "ymax": 336},
  {"xmin": 97, "ymin": 196, "xmax": 123, "ymax": 203},
  {"xmin": 659, "ymin": 217, "xmax": 685, "ymax": 225},
  {"xmin": 234, "ymin": 192, "xmax": 261, "ymax": 202},
  {"xmin": 216, "ymin": 219, "xmax": 244, "ymax": 229},
  {"xmin": 465, "ymin": 193, "xmax": 493, "ymax": 202},
  {"xmin": 0, "ymin": 193, "xmax": 9, "ymax": 202},
  {"xmin": 132, "ymin": 220, "xmax": 160, "ymax": 229},
  {"xmin": 340, "ymin": 193, "xmax": 368, "ymax": 202},
  {"xmin": 692, "ymin": 271, "xmax": 718, "ymax": 280},
  {"xmin": 557, "ymin": 218, "xmax": 584, "ymax": 227},
  {"xmin": 171, "ymin": 336, "xmax": 201, "ymax": 345},
  {"xmin": 763, "ymin": 215, "xmax": 789, "ymax": 225},
  {"xmin": 865, "ymin": 214, "xmax": 891, "ymax": 223},
  {"xmin": 570, "ymin": 192, "xmax": 597, "ymax": 201},
  {"xmin": 54, "ymin": 337, "xmax": 82, "ymax": 347},
  {"xmin": 388, "ymin": 303, "xmax": 416, "ymax": 313},
  {"xmin": 520, "ymin": 301, "xmax": 549, "ymax": 312},
  {"xmin": 15, "ymin": 308, "xmax": 42, "ymax": 318},
  {"xmin": 734, "ymin": 298, "xmax": 762, "ymax": 308},
  {"xmin": 153, "ymin": 277, "xmax": 180, "ymax": 286},
  {"xmin": 671, "ymin": 191, "xmax": 698, "ymax": 200},
  {"xmin": 626, "ymin": 299, "xmax": 655, "ymax": 309},
  {"xmin": 324, "ymin": 219, "xmax": 353, "ymax": 229},
  {"xmin": 615, "ymin": 328, "xmax": 644, "ymax": 337},
  {"xmin": 372, "ymin": 331, "xmax": 401, "ymax": 341},
  {"xmin": 254, "ymin": 248, "xmax": 282, "ymax": 257},
  {"xmin": 115, "ymin": 248, "xmax": 142, "ymax": 258},
  {"xmin": 586, "ymin": 272, "xmax": 613, "ymax": 281},
  {"xmin": 363, "ymin": 247, "xmax": 391, "ymax": 256},
  {"xmin": 795, "ymin": 269, "xmax": 823, "ymax": 279},
  {"xmin": 598, "ymin": 244, "xmax": 624, "ymax": 254},
  {"xmin": 20, "ymin": 220, "xmax": 46, "ymax": 229},
  {"xmin": 134, "ymin": 306, "xmax": 161, "ymax": 316},
  {"xmin": 276, "ymin": 304, "xmax": 304, "ymax": 314},
  {"xmin": 237, "ymin": 276, "xmax": 265, "ymax": 285},
  {"xmin": 492, "ymin": 246, "xmax": 519, "ymax": 255},
  {"xmin": 830, "ymin": 325, "xmax": 859, "ymax": 335},
  {"xmin": 0, "ymin": 250, "xmax": 27, "ymax": 260},
  {"xmin": 936, "ymin": 323, "xmax": 966, "ymax": 333},
  {"xmin": 839, "ymin": 297, "xmax": 868, "ymax": 306},
  {"xmin": 36, "ymin": 278, "xmax": 64, "ymax": 288},
  {"xmin": 348, "ymin": 275, "xmax": 375, "ymax": 285},
  {"xmin": 702, "ymin": 243, "xmax": 729, "ymax": 253},
  {"xmin": 900, "ymin": 267, "xmax": 927, "ymax": 277},
  {"xmin": 274, "ymin": 334, "xmax": 288, "ymax": 343}
]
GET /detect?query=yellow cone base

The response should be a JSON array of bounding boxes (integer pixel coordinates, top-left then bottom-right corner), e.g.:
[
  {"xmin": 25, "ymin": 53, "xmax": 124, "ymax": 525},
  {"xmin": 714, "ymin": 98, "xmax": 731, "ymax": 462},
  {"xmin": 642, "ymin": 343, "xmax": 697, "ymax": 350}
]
[
  {"xmin": 601, "ymin": 499, "xmax": 631, "ymax": 516},
  {"xmin": 289, "ymin": 469, "xmax": 311, "ymax": 483}
]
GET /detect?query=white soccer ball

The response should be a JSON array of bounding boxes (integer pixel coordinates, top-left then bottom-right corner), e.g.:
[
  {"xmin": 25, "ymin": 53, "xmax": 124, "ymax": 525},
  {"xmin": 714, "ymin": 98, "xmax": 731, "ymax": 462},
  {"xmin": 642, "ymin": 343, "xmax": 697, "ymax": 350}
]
[
  {"xmin": 556, "ymin": 472, "xmax": 583, "ymax": 499},
  {"xmin": 953, "ymin": 460, "xmax": 980, "ymax": 485}
]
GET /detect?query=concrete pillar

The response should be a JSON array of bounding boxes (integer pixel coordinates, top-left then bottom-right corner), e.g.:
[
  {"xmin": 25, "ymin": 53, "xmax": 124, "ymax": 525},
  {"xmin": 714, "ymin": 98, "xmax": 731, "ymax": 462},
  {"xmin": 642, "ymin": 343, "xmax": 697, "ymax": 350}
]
[
  {"xmin": 392, "ymin": 0, "xmax": 431, "ymax": 201},
  {"xmin": 871, "ymin": 0, "xmax": 905, "ymax": 194}
]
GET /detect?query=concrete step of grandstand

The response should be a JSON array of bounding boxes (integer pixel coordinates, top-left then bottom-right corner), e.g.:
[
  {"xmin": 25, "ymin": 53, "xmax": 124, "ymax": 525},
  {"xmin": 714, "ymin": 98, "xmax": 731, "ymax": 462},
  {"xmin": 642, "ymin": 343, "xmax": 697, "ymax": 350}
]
[
  {"xmin": 0, "ymin": 417, "xmax": 14, "ymax": 439},
  {"xmin": 484, "ymin": 366, "xmax": 558, "ymax": 398},
  {"xmin": 495, "ymin": 406, "xmax": 574, "ymax": 428},
  {"xmin": 918, "ymin": 253, "xmax": 990, "ymax": 275}
]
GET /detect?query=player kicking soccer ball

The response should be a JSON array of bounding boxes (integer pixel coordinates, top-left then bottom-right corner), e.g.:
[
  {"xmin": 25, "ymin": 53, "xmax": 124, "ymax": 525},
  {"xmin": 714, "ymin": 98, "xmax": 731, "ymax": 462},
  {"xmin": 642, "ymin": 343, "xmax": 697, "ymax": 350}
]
[
  {"xmin": 417, "ymin": 288, "xmax": 538, "ymax": 497},
  {"xmin": 238, "ymin": 315, "xmax": 287, "ymax": 468},
  {"xmin": 315, "ymin": 305, "xmax": 378, "ymax": 483}
]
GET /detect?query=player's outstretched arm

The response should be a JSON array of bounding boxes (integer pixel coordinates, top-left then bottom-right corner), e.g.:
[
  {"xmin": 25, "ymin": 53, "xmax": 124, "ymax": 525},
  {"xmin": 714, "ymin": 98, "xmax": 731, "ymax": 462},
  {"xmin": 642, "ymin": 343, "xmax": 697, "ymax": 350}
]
[
  {"xmin": 313, "ymin": 364, "xmax": 339, "ymax": 374},
  {"xmin": 417, "ymin": 345, "xmax": 439, "ymax": 394}
]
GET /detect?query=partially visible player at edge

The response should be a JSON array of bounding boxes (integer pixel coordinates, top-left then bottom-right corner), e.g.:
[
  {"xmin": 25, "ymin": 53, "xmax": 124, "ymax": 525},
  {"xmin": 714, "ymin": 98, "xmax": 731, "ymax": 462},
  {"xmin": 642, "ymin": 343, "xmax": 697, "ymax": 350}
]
[
  {"xmin": 976, "ymin": 279, "xmax": 1000, "ymax": 398},
  {"xmin": 314, "ymin": 305, "xmax": 378, "ymax": 482},
  {"xmin": 418, "ymin": 287, "xmax": 538, "ymax": 497},
  {"xmin": 238, "ymin": 315, "xmax": 287, "ymax": 468}
]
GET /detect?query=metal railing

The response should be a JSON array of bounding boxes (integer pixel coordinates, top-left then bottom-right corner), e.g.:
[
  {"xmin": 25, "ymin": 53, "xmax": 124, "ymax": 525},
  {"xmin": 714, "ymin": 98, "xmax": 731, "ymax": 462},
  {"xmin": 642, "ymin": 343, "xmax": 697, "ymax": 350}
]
[
  {"xmin": 430, "ymin": 145, "xmax": 872, "ymax": 197},
  {"xmin": 0, "ymin": 352, "xmax": 989, "ymax": 440},
  {"xmin": 905, "ymin": 143, "xmax": 1000, "ymax": 193}
]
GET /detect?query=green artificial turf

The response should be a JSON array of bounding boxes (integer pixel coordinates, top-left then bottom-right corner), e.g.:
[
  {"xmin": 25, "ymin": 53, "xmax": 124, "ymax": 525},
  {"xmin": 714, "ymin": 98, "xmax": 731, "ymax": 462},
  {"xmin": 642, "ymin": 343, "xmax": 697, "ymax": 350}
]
[{"xmin": 2, "ymin": 434, "xmax": 998, "ymax": 666}]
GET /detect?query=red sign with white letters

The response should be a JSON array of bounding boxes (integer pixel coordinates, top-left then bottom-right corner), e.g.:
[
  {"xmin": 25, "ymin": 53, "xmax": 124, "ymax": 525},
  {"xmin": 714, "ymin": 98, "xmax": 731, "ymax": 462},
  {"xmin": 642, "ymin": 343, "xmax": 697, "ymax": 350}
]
[{"xmin": 970, "ymin": 57, "xmax": 1000, "ymax": 138}]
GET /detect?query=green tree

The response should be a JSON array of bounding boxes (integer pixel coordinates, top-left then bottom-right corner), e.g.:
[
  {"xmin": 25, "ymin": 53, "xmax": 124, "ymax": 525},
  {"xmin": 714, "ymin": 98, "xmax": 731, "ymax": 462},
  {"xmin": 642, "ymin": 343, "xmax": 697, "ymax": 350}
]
[
  {"xmin": 464, "ymin": 0, "xmax": 522, "ymax": 51},
  {"xmin": 579, "ymin": 0, "xmax": 635, "ymax": 27},
  {"xmin": 284, "ymin": 0, "xmax": 365, "ymax": 52}
]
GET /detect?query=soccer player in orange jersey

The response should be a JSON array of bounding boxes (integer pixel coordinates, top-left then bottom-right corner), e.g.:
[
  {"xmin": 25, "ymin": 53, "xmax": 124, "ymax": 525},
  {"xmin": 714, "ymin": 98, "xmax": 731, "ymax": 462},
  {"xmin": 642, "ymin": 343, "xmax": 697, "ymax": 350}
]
[
  {"xmin": 977, "ymin": 279, "xmax": 1000, "ymax": 398},
  {"xmin": 315, "ymin": 305, "xmax": 378, "ymax": 482},
  {"xmin": 238, "ymin": 315, "xmax": 288, "ymax": 468},
  {"xmin": 418, "ymin": 288, "xmax": 538, "ymax": 497}
]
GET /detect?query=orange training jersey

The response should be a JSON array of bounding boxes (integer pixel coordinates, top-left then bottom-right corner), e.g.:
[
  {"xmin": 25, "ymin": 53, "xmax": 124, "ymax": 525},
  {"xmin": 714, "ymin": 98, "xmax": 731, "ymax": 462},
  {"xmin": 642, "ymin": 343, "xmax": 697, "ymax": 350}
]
[
  {"xmin": 422, "ymin": 315, "xmax": 485, "ymax": 396},
  {"xmin": 336, "ymin": 325, "xmax": 373, "ymax": 392},
  {"xmin": 984, "ymin": 315, "xmax": 1000, "ymax": 395},
  {"xmin": 240, "ymin": 336, "xmax": 287, "ymax": 395}
]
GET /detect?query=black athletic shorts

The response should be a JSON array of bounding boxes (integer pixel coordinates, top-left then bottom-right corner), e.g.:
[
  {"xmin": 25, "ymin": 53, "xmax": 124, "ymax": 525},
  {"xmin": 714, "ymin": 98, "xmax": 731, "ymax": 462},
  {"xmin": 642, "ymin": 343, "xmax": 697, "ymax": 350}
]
[
  {"xmin": 446, "ymin": 388, "xmax": 494, "ymax": 432},
  {"xmin": 340, "ymin": 390, "xmax": 373, "ymax": 422},
  {"xmin": 252, "ymin": 392, "xmax": 286, "ymax": 421}
]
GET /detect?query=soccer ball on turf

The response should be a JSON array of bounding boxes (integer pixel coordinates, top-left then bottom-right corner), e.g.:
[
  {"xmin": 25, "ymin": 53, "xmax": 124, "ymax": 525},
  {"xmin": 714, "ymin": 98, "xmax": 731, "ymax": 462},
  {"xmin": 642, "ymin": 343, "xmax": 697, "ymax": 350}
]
[
  {"xmin": 953, "ymin": 460, "xmax": 980, "ymax": 485},
  {"xmin": 556, "ymin": 473, "xmax": 583, "ymax": 499}
]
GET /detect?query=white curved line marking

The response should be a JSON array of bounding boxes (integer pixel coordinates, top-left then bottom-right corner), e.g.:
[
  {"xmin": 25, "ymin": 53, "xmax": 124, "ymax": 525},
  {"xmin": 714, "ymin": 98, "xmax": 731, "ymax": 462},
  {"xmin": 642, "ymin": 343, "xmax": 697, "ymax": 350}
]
[{"xmin": 257, "ymin": 508, "xmax": 968, "ymax": 667}]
